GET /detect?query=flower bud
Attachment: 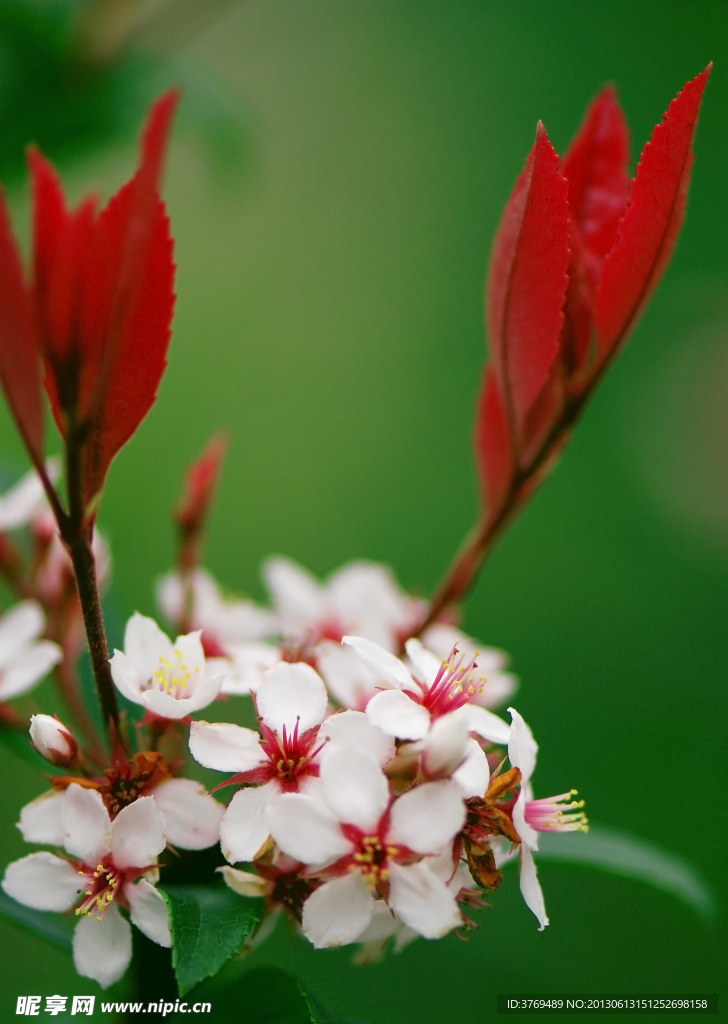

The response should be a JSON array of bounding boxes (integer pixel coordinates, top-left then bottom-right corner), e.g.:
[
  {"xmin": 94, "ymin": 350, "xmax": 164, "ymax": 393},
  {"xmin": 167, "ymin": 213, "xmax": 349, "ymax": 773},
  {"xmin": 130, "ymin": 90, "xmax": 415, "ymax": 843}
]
[{"xmin": 29, "ymin": 714, "xmax": 78, "ymax": 767}]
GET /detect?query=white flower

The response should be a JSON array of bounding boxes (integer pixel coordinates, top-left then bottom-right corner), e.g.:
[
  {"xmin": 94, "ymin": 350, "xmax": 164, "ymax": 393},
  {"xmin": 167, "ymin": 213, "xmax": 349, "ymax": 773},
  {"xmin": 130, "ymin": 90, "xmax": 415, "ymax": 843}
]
[
  {"xmin": 2, "ymin": 785, "xmax": 169, "ymax": 988},
  {"xmin": 157, "ymin": 568, "xmax": 277, "ymax": 653},
  {"xmin": 0, "ymin": 601, "xmax": 62, "ymax": 701},
  {"xmin": 266, "ymin": 746, "xmax": 466, "ymax": 948},
  {"xmin": 507, "ymin": 707, "xmax": 587, "ymax": 931},
  {"xmin": 262, "ymin": 556, "xmax": 415, "ymax": 650},
  {"xmin": 110, "ymin": 613, "xmax": 222, "ymax": 720},
  {"xmin": 29, "ymin": 714, "xmax": 77, "ymax": 767},
  {"xmin": 190, "ymin": 662, "xmax": 393, "ymax": 864},
  {"xmin": 343, "ymin": 635, "xmax": 510, "ymax": 746}
]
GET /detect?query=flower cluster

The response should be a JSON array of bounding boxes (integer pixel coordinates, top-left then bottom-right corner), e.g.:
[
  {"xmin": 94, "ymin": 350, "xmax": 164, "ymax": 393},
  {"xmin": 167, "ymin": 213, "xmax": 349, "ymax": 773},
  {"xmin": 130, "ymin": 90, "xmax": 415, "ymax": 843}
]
[{"xmin": 0, "ymin": 65, "xmax": 709, "ymax": 994}]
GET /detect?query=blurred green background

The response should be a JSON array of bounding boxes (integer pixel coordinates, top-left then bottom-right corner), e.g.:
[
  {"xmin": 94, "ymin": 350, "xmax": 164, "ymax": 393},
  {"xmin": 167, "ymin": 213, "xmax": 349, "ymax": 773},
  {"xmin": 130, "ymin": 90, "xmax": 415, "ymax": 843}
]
[{"xmin": 0, "ymin": 1, "xmax": 726, "ymax": 1020}]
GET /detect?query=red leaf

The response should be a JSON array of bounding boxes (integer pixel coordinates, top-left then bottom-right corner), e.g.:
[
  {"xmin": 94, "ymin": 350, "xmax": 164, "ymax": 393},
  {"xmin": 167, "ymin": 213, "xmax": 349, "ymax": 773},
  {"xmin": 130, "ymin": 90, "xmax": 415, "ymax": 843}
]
[
  {"xmin": 595, "ymin": 65, "xmax": 711, "ymax": 364},
  {"xmin": 80, "ymin": 190, "xmax": 175, "ymax": 504},
  {"xmin": 474, "ymin": 368, "xmax": 514, "ymax": 516},
  {"xmin": 562, "ymin": 86, "xmax": 630, "ymax": 276},
  {"xmin": 561, "ymin": 87, "xmax": 630, "ymax": 374},
  {"xmin": 30, "ymin": 150, "xmax": 98, "ymax": 436},
  {"xmin": 85, "ymin": 90, "xmax": 179, "ymax": 426},
  {"xmin": 0, "ymin": 190, "xmax": 44, "ymax": 465},
  {"xmin": 486, "ymin": 122, "xmax": 570, "ymax": 440}
]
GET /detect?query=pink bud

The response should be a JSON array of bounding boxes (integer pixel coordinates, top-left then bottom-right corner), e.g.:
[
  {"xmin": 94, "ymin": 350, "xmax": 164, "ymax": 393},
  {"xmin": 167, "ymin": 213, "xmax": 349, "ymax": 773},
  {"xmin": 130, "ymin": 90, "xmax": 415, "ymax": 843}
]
[{"xmin": 29, "ymin": 713, "xmax": 77, "ymax": 767}]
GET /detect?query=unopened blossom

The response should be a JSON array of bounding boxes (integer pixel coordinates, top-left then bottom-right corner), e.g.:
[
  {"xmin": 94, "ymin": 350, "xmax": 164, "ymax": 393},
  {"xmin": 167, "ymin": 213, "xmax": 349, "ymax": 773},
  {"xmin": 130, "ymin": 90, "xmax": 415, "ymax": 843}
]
[
  {"xmin": 2, "ymin": 784, "xmax": 169, "ymax": 988},
  {"xmin": 110, "ymin": 612, "xmax": 222, "ymax": 720},
  {"xmin": 190, "ymin": 661, "xmax": 394, "ymax": 863},
  {"xmin": 29, "ymin": 714, "xmax": 77, "ymax": 767},
  {"xmin": 0, "ymin": 600, "xmax": 62, "ymax": 702},
  {"xmin": 344, "ymin": 635, "xmax": 510, "ymax": 746},
  {"xmin": 267, "ymin": 746, "xmax": 466, "ymax": 948},
  {"xmin": 506, "ymin": 707, "xmax": 587, "ymax": 930}
]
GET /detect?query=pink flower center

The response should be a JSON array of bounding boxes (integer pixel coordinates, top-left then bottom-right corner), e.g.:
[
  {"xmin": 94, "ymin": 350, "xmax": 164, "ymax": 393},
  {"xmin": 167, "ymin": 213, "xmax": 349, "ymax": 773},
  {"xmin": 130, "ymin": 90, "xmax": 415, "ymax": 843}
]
[
  {"xmin": 340, "ymin": 824, "xmax": 403, "ymax": 893},
  {"xmin": 258, "ymin": 719, "xmax": 324, "ymax": 792},
  {"xmin": 75, "ymin": 860, "xmax": 125, "ymax": 921},
  {"xmin": 409, "ymin": 644, "xmax": 484, "ymax": 719}
]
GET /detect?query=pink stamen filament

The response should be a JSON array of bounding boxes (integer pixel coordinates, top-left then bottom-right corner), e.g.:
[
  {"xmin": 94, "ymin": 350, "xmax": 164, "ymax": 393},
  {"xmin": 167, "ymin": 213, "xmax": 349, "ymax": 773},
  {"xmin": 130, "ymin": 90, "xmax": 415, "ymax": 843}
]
[
  {"xmin": 525, "ymin": 791, "xmax": 588, "ymax": 832},
  {"xmin": 75, "ymin": 861, "xmax": 123, "ymax": 921},
  {"xmin": 412, "ymin": 644, "xmax": 485, "ymax": 717}
]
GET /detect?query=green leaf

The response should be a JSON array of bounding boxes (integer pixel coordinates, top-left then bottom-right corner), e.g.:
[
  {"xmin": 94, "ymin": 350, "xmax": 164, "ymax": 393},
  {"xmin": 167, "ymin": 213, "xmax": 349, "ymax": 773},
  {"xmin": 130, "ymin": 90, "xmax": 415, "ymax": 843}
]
[
  {"xmin": 206, "ymin": 967, "xmax": 372, "ymax": 1024},
  {"xmin": 532, "ymin": 822, "xmax": 716, "ymax": 921},
  {"xmin": 0, "ymin": 890, "xmax": 72, "ymax": 951},
  {"xmin": 159, "ymin": 883, "xmax": 263, "ymax": 996}
]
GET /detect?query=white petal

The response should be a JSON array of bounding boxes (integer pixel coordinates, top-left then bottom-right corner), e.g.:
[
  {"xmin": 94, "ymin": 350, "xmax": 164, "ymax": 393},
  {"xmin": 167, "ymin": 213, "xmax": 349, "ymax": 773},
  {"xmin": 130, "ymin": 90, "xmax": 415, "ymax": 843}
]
[
  {"xmin": 140, "ymin": 688, "xmax": 195, "ymax": 720},
  {"xmin": 220, "ymin": 784, "xmax": 277, "ymax": 864},
  {"xmin": 73, "ymin": 903, "xmax": 132, "ymax": 988},
  {"xmin": 218, "ymin": 866, "xmax": 268, "ymax": 899},
  {"xmin": 109, "ymin": 649, "xmax": 145, "ymax": 705},
  {"xmin": 421, "ymin": 714, "xmax": 468, "ymax": 779},
  {"xmin": 262, "ymin": 556, "xmax": 325, "ymax": 621},
  {"xmin": 173, "ymin": 630, "xmax": 206, "ymax": 679},
  {"xmin": 267, "ymin": 793, "xmax": 352, "ymax": 866},
  {"xmin": 220, "ymin": 643, "xmax": 280, "ymax": 696},
  {"xmin": 317, "ymin": 641, "xmax": 379, "ymax": 710},
  {"xmin": 0, "ymin": 600, "xmax": 45, "ymax": 665},
  {"xmin": 320, "ymin": 747, "xmax": 389, "ymax": 832},
  {"xmin": 152, "ymin": 779, "xmax": 224, "ymax": 850},
  {"xmin": 2, "ymin": 852, "xmax": 81, "ymax": 911},
  {"xmin": 327, "ymin": 561, "xmax": 406, "ymax": 629},
  {"xmin": 508, "ymin": 707, "xmax": 538, "ymax": 787},
  {"xmin": 124, "ymin": 612, "xmax": 174, "ymax": 679},
  {"xmin": 452, "ymin": 738, "xmax": 490, "ymax": 798},
  {"xmin": 317, "ymin": 710, "xmax": 395, "ymax": 766},
  {"xmin": 519, "ymin": 844, "xmax": 549, "ymax": 930},
  {"xmin": 17, "ymin": 789, "xmax": 66, "ymax": 845},
  {"xmin": 404, "ymin": 638, "xmax": 442, "ymax": 686},
  {"xmin": 389, "ymin": 780, "xmax": 465, "ymax": 854},
  {"xmin": 512, "ymin": 791, "xmax": 539, "ymax": 851},
  {"xmin": 111, "ymin": 797, "xmax": 166, "ymax": 870},
  {"xmin": 183, "ymin": 669, "xmax": 224, "ymax": 714},
  {"xmin": 388, "ymin": 862, "xmax": 461, "ymax": 938},
  {"xmin": 301, "ymin": 872, "xmax": 374, "ymax": 948},
  {"xmin": 256, "ymin": 661, "xmax": 328, "ymax": 734},
  {"xmin": 366, "ymin": 689, "xmax": 430, "ymax": 740},
  {"xmin": 63, "ymin": 785, "xmax": 111, "ymax": 867},
  {"xmin": 0, "ymin": 641, "xmax": 62, "ymax": 700},
  {"xmin": 189, "ymin": 720, "xmax": 264, "ymax": 773},
  {"xmin": 125, "ymin": 878, "xmax": 171, "ymax": 946},
  {"xmin": 456, "ymin": 703, "xmax": 511, "ymax": 745},
  {"xmin": 342, "ymin": 635, "xmax": 414, "ymax": 690}
]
